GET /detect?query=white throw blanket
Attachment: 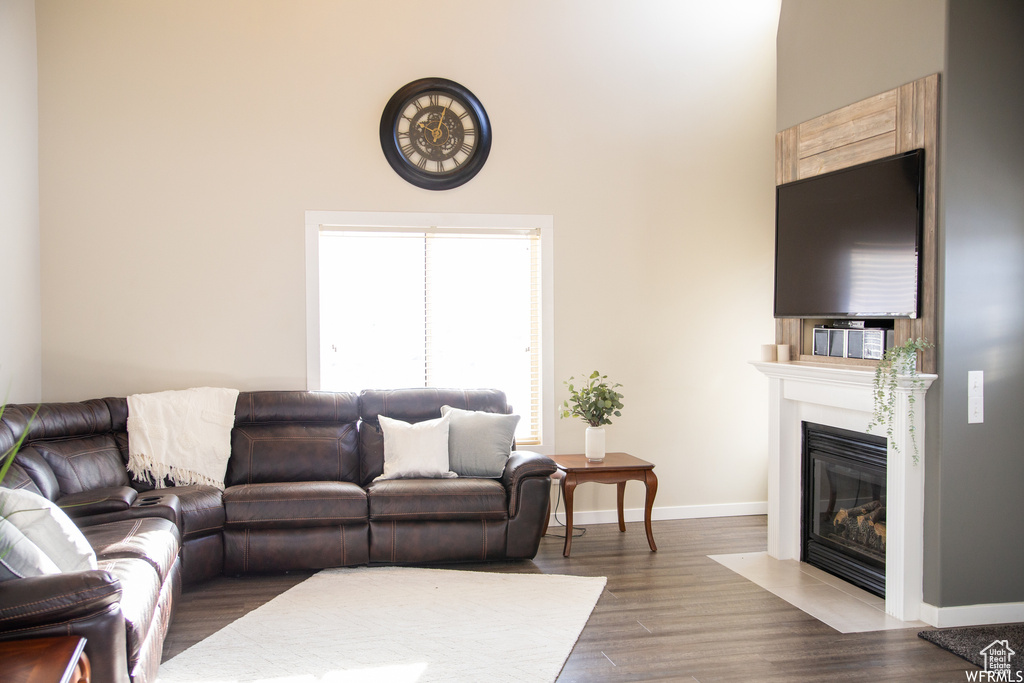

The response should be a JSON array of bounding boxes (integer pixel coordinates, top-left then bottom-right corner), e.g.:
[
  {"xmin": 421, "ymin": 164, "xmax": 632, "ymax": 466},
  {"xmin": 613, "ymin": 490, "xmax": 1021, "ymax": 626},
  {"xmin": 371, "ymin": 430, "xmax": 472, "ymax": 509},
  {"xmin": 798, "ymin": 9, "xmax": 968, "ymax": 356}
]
[{"xmin": 127, "ymin": 387, "xmax": 239, "ymax": 490}]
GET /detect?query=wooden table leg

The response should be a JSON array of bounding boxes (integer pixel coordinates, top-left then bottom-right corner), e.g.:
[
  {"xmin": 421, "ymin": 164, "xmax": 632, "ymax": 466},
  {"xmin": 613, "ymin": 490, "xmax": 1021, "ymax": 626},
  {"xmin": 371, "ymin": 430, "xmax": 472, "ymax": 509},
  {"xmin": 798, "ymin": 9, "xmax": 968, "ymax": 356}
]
[
  {"xmin": 74, "ymin": 651, "xmax": 91, "ymax": 683},
  {"xmin": 616, "ymin": 481, "xmax": 627, "ymax": 532},
  {"xmin": 563, "ymin": 472, "xmax": 577, "ymax": 557},
  {"xmin": 643, "ymin": 469, "xmax": 658, "ymax": 551}
]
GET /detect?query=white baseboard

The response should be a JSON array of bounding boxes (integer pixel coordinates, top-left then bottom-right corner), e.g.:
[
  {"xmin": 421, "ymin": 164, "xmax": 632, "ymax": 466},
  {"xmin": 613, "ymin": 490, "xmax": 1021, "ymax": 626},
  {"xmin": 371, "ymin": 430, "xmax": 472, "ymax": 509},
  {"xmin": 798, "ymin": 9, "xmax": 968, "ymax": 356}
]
[
  {"xmin": 920, "ymin": 600, "xmax": 1024, "ymax": 628},
  {"xmin": 547, "ymin": 501, "xmax": 767, "ymax": 528}
]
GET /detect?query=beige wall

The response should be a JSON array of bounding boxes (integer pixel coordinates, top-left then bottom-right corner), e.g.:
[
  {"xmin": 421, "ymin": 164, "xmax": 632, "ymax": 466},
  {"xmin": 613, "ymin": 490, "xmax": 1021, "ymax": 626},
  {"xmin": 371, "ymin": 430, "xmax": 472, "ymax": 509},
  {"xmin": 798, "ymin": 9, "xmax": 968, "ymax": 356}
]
[
  {"xmin": 36, "ymin": 1, "xmax": 779, "ymax": 514},
  {"xmin": 777, "ymin": 0, "xmax": 946, "ymax": 130},
  {"xmin": 0, "ymin": 0, "xmax": 41, "ymax": 403}
]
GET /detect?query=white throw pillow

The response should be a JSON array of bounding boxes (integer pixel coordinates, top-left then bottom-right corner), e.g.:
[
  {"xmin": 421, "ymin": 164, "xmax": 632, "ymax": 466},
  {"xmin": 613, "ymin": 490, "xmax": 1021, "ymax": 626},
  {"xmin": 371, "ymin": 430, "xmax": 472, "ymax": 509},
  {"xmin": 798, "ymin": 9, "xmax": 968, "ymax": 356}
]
[
  {"xmin": 440, "ymin": 406, "xmax": 520, "ymax": 478},
  {"xmin": 0, "ymin": 488, "xmax": 98, "ymax": 581},
  {"xmin": 375, "ymin": 414, "xmax": 457, "ymax": 481}
]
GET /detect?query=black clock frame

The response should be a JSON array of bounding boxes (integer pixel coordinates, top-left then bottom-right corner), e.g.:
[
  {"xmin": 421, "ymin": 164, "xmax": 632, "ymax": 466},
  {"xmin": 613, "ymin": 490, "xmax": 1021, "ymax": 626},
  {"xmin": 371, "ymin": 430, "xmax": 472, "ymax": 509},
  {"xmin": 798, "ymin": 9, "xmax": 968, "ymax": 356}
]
[{"xmin": 379, "ymin": 77, "xmax": 491, "ymax": 191}]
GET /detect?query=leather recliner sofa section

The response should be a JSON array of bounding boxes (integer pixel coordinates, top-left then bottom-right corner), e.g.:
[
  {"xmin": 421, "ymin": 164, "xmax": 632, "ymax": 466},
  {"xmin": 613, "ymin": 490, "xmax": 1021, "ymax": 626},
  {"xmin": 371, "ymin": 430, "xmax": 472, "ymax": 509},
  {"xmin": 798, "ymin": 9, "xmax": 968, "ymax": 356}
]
[
  {"xmin": 359, "ymin": 389, "xmax": 556, "ymax": 564},
  {"xmin": 0, "ymin": 388, "xmax": 555, "ymax": 683}
]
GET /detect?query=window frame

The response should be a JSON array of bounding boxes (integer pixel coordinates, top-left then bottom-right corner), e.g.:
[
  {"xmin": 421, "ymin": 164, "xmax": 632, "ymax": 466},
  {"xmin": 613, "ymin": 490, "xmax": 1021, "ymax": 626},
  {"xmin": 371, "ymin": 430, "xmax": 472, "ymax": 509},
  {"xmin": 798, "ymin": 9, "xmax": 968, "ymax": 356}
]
[{"xmin": 305, "ymin": 210, "xmax": 555, "ymax": 454}]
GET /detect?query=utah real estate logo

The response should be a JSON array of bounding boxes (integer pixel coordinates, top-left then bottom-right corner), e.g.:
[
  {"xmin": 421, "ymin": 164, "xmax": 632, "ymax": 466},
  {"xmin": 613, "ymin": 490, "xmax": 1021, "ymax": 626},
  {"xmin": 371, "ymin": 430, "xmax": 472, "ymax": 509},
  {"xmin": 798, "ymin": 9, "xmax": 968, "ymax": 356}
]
[{"xmin": 966, "ymin": 639, "xmax": 1020, "ymax": 682}]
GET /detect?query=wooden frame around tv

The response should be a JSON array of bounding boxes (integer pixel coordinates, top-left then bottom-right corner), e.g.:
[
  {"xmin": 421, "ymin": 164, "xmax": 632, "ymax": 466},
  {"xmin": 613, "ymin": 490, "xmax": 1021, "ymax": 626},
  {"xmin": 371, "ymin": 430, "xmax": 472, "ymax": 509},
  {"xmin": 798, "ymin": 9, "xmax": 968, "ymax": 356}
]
[{"xmin": 775, "ymin": 73, "xmax": 938, "ymax": 374}]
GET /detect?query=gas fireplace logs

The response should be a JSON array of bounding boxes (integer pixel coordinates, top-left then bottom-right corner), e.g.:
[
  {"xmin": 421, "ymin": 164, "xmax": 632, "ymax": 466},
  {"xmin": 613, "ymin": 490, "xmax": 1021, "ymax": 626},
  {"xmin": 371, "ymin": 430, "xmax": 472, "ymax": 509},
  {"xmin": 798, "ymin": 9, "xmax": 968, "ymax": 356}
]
[{"xmin": 831, "ymin": 500, "xmax": 886, "ymax": 554}]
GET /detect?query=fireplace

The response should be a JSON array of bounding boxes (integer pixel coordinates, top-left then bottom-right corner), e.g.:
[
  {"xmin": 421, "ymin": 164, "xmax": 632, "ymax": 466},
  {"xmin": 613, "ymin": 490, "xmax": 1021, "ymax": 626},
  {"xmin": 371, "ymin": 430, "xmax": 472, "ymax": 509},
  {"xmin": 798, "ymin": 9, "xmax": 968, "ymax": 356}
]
[
  {"xmin": 801, "ymin": 422, "xmax": 887, "ymax": 597},
  {"xmin": 752, "ymin": 360, "xmax": 936, "ymax": 621}
]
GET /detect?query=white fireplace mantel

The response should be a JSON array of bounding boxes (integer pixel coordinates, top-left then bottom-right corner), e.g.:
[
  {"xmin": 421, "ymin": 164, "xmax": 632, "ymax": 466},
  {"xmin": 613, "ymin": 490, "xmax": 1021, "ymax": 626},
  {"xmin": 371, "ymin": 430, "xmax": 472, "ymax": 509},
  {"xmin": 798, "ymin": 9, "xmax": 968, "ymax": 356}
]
[{"xmin": 752, "ymin": 360, "xmax": 937, "ymax": 622}]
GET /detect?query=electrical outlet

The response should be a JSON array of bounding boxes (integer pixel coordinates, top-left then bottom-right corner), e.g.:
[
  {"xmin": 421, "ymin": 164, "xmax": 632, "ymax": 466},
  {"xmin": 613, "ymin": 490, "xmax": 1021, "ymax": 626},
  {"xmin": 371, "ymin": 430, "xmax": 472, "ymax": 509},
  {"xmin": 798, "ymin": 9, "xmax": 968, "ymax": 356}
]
[{"xmin": 968, "ymin": 371, "xmax": 984, "ymax": 423}]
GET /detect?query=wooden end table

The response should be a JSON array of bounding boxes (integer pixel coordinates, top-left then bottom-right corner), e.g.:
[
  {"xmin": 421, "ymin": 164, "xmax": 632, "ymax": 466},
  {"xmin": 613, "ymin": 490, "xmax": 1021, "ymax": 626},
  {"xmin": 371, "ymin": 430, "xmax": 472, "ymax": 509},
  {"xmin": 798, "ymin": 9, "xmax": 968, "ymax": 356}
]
[
  {"xmin": 549, "ymin": 452, "xmax": 658, "ymax": 557},
  {"xmin": 0, "ymin": 636, "xmax": 90, "ymax": 683}
]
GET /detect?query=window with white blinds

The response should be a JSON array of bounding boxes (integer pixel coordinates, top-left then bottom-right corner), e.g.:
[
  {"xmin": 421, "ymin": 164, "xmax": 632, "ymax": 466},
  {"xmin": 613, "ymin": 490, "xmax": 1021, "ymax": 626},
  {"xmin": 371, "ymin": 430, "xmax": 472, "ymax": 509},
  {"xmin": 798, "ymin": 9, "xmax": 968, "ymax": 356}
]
[{"xmin": 310, "ymin": 216, "xmax": 548, "ymax": 447}]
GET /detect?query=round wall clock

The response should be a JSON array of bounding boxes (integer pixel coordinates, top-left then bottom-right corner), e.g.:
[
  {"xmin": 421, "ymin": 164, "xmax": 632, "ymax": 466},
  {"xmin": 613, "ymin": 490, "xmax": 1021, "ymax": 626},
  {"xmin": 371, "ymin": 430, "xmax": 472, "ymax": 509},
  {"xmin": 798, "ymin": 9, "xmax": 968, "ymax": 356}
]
[{"xmin": 379, "ymin": 77, "xmax": 492, "ymax": 190}]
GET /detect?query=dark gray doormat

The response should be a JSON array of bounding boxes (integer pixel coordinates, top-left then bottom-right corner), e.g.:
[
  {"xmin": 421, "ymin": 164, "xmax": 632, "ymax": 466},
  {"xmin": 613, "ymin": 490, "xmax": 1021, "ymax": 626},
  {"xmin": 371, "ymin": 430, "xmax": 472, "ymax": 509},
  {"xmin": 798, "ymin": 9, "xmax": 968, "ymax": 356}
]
[{"xmin": 919, "ymin": 624, "xmax": 1024, "ymax": 672}]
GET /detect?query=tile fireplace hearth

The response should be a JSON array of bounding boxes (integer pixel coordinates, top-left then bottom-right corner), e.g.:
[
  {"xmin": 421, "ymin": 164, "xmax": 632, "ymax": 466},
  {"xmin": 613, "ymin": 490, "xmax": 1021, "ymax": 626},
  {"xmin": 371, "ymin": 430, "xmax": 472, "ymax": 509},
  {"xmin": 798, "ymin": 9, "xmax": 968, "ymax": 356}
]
[{"xmin": 752, "ymin": 360, "xmax": 936, "ymax": 623}]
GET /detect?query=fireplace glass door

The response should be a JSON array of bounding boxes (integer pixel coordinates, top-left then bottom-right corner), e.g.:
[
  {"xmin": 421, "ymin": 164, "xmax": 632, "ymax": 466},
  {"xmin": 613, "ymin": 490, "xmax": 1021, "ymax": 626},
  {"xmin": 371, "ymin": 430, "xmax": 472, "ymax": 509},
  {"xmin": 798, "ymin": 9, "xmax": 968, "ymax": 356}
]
[{"xmin": 802, "ymin": 422, "xmax": 887, "ymax": 597}]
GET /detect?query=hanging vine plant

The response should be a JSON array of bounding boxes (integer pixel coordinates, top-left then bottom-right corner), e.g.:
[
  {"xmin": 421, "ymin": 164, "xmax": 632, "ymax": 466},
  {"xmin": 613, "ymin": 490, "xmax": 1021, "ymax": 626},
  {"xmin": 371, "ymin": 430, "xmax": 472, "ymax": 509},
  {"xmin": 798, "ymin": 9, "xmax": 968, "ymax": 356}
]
[{"xmin": 866, "ymin": 337, "xmax": 933, "ymax": 464}]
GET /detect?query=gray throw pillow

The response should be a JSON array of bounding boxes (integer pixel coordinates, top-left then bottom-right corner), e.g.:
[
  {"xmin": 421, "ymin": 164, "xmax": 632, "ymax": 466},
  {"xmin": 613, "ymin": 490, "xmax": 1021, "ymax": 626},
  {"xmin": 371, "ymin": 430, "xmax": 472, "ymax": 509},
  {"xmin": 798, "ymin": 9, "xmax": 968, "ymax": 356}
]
[
  {"xmin": 440, "ymin": 406, "xmax": 520, "ymax": 478},
  {"xmin": 0, "ymin": 488, "xmax": 97, "ymax": 581}
]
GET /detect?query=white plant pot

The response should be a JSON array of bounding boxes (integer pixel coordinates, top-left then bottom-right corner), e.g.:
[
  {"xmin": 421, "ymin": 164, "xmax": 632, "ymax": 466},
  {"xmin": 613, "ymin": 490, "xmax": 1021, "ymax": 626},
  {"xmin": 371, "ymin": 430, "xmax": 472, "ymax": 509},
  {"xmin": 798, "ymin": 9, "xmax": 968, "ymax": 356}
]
[{"xmin": 585, "ymin": 426, "xmax": 606, "ymax": 462}]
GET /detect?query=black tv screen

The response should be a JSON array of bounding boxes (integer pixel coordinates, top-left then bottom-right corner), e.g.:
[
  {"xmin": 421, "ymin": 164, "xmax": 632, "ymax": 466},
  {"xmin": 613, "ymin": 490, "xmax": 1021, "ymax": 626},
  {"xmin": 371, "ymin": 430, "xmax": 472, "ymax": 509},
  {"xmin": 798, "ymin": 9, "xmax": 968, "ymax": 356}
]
[{"xmin": 774, "ymin": 149, "xmax": 924, "ymax": 319}]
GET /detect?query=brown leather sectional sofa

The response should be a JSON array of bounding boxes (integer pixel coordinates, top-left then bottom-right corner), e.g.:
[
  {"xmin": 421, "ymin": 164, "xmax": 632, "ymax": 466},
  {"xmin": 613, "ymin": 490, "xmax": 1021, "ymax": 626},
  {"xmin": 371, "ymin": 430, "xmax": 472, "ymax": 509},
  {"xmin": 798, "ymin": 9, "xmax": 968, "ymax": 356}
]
[{"xmin": 0, "ymin": 388, "xmax": 555, "ymax": 683}]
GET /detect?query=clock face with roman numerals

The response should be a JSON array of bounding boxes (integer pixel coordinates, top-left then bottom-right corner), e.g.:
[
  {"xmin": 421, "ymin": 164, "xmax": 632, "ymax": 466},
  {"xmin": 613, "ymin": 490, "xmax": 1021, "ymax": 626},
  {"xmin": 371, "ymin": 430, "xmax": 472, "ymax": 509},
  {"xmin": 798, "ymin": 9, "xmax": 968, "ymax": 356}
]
[{"xmin": 380, "ymin": 78, "xmax": 491, "ymax": 190}]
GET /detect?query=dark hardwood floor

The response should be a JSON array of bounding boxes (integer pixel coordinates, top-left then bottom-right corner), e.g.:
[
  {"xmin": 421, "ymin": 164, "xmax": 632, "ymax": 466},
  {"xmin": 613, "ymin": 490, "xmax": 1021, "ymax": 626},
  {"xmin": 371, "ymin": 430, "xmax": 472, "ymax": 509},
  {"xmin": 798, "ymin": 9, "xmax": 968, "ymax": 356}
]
[{"xmin": 163, "ymin": 516, "xmax": 974, "ymax": 682}]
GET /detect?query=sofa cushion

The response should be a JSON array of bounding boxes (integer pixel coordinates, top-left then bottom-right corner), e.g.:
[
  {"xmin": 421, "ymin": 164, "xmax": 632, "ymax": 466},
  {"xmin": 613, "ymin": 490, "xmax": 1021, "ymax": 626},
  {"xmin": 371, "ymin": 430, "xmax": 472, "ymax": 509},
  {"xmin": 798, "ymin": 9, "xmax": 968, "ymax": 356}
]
[
  {"xmin": 131, "ymin": 559, "xmax": 178, "ymax": 683},
  {"xmin": 369, "ymin": 518, "xmax": 508, "ymax": 564},
  {"xmin": 441, "ymin": 405, "xmax": 519, "ymax": 477},
  {"xmin": 223, "ymin": 525, "xmax": 368, "ymax": 574},
  {"xmin": 227, "ymin": 423, "xmax": 360, "ymax": 486},
  {"xmin": 358, "ymin": 388, "xmax": 509, "ymax": 425},
  {"xmin": 162, "ymin": 485, "xmax": 225, "ymax": 539},
  {"xmin": 33, "ymin": 434, "xmax": 131, "ymax": 495},
  {"xmin": 12, "ymin": 448, "xmax": 61, "ymax": 501},
  {"xmin": 224, "ymin": 481, "xmax": 367, "ymax": 530},
  {"xmin": 83, "ymin": 517, "xmax": 181, "ymax": 584},
  {"xmin": 4, "ymin": 399, "xmax": 111, "ymax": 440},
  {"xmin": 0, "ymin": 488, "xmax": 98, "ymax": 581},
  {"xmin": 0, "ymin": 460, "xmax": 46, "ymax": 498},
  {"xmin": 234, "ymin": 390, "xmax": 359, "ymax": 424},
  {"xmin": 367, "ymin": 478, "xmax": 508, "ymax": 522},
  {"xmin": 98, "ymin": 556, "xmax": 161, "ymax": 673},
  {"xmin": 376, "ymin": 414, "xmax": 456, "ymax": 481}
]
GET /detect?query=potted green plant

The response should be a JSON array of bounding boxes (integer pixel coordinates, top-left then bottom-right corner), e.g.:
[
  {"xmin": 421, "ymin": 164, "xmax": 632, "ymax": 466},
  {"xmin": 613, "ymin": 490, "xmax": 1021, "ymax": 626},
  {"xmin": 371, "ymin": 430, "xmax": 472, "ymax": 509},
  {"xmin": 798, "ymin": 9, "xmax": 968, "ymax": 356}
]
[
  {"xmin": 0, "ymin": 401, "xmax": 36, "ymax": 484},
  {"xmin": 560, "ymin": 371, "xmax": 624, "ymax": 462},
  {"xmin": 1, "ymin": 400, "xmax": 40, "ymax": 564},
  {"xmin": 867, "ymin": 337, "xmax": 932, "ymax": 464}
]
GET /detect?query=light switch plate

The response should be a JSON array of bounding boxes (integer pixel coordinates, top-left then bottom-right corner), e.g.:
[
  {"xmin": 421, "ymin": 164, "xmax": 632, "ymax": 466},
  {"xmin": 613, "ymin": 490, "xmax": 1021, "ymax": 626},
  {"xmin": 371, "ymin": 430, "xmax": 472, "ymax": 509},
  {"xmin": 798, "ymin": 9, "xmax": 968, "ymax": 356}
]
[
  {"xmin": 968, "ymin": 371, "xmax": 984, "ymax": 423},
  {"xmin": 968, "ymin": 370, "xmax": 984, "ymax": 398},
  {"xmin": 968, "ymin": 397, "xmax": 984, "ymax": 424}
]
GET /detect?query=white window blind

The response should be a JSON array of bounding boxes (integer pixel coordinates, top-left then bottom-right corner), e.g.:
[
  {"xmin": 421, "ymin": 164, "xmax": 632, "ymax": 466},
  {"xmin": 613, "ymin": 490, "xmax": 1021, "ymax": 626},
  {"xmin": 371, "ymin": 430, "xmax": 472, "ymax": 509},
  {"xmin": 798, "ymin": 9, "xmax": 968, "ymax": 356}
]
[{"xmin": 318, "ymin": 227, "xmax": 542, "ymax": 445}]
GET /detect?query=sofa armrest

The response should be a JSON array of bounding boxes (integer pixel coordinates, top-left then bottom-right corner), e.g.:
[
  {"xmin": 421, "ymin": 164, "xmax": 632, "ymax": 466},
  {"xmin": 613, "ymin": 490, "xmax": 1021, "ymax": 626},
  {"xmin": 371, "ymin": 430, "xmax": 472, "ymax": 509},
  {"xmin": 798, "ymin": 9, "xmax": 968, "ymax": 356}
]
[
  {"xmin": 72, "ymin": 492, "xmax": 183, "ymax": 530},
  {"xmin": 0, "ymin": 571, "xmax": 131, "ymax": 683},
  {"xmin": 0, "ymin": 570, "xmax": 122, "ymax": 632},
  {"xmin": 58, "ymin": 486, "xmax": 139, "ymax": 519},
  {"xmin": 501, "ymin": 450, "xmax": 556, "ymax": 517}
]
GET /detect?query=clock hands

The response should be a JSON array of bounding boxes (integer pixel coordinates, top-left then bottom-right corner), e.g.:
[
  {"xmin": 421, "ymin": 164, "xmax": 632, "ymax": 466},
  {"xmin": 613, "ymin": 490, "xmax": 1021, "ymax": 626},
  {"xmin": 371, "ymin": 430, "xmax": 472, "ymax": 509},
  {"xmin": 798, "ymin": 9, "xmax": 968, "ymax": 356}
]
[
  {"xmin": 430, "ymin": 107, "xmax": 447, "ymax": 143},
  {"xmin": 436, "ymin": 106, "xmax": 447, "ymax": 133},
  {"xmin": 417, "ymin": 105, "xmax": 449, "ymax": 144}
]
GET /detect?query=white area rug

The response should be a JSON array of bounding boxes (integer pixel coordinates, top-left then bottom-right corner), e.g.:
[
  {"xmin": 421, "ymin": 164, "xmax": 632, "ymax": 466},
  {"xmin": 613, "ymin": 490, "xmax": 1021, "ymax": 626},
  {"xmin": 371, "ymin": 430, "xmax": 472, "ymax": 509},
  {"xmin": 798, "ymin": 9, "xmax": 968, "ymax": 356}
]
[{"xmin": 158, "ymin": 566, "xmax": 606, "ymax": 683}]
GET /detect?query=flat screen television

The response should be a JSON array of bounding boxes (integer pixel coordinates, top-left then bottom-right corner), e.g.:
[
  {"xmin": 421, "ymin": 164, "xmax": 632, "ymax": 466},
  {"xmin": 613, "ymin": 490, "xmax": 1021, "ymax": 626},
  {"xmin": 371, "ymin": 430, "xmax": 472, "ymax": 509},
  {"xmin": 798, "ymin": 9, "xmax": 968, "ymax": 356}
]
[{"xmin": 774, "ymin": 149, "xmax": 924, "ymax": 319}]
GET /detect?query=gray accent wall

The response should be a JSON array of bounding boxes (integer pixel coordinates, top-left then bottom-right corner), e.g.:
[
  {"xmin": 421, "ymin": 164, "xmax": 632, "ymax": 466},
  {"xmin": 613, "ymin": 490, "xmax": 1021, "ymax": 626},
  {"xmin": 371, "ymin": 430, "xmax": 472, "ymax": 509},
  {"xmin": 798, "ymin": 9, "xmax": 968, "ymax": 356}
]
[
  {"xmin": 778, "ymin": 0, "xmax": 1024, "ymax": 608},
  {"xmin": 932, "ymin": 0, "xmax": 1024, "ymax": 607}
]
